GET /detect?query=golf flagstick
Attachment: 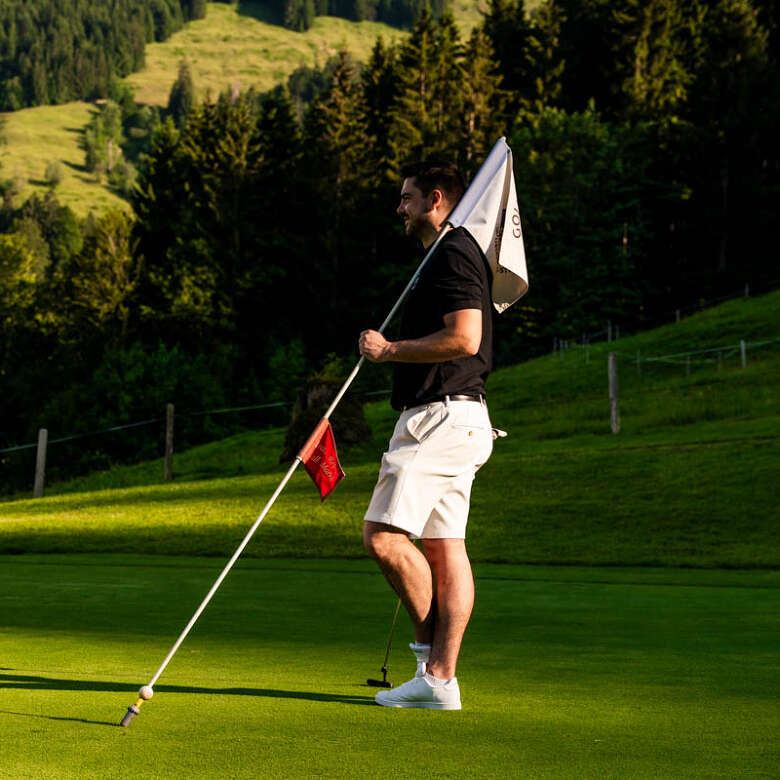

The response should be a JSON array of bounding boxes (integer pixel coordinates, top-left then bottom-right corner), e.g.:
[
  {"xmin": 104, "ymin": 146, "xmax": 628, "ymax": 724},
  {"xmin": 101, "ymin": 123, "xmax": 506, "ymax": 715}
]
[{"xmin": 119, "ymin": 226, "xmax": 453, "ymax": 728}]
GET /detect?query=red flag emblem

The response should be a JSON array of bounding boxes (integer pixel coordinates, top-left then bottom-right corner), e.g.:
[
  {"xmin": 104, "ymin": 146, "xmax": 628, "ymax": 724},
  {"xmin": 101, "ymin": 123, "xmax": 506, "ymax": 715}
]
[{"xmin": 298, "ymin": 419, "xmax": 345, "ymax": 501}]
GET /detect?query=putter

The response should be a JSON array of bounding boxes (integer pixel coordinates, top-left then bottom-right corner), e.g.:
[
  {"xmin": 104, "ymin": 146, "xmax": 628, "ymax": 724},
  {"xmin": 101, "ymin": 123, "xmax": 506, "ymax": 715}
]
[{"xmin": 366, "ymin": 599, "xmax": 402, "ymax": 688}]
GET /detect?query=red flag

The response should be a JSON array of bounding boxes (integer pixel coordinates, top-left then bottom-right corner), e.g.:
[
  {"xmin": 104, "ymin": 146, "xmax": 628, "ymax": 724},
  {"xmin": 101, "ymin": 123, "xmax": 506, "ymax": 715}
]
[{"xmin": 298, "ymin": 419, "xmax": 345, "ymax": 501}]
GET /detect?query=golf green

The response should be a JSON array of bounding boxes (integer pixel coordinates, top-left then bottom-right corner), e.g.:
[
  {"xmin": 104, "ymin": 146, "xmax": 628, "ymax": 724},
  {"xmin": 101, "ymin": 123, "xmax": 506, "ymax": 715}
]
[{"xmin": 1, "ymin": 555, "xmax": 777, "ymax": 778}]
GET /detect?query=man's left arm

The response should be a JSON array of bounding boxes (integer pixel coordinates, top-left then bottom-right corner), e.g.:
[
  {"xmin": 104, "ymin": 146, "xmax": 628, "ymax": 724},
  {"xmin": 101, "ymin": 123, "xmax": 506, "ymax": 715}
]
[{"xmin": 359, "ymin": 309, "xmax": 481, "ymax": 364}]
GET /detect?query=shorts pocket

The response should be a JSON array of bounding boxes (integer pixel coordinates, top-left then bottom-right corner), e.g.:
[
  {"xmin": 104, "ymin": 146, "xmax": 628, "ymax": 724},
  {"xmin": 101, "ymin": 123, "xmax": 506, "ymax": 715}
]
[{"xmin": 405, "ymin": 405, "xmax": 448, "ymax": 444}]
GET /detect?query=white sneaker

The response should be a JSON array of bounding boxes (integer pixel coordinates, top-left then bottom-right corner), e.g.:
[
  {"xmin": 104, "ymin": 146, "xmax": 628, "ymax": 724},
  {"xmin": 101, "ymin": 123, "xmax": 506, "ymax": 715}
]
[
  {"xmin": 375, "ymin": 673, "xmax": 461, "ymax": 710},
  {"xmin": 409, "ymin": 642, "xmax": 430, "ymax": 677}
]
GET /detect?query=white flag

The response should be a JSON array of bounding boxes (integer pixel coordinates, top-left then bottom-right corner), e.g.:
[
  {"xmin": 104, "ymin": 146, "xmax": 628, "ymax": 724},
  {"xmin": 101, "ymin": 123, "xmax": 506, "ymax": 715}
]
[{"xmin": 447, "ymin": 137, "xmax": 529, "ymax": 313}]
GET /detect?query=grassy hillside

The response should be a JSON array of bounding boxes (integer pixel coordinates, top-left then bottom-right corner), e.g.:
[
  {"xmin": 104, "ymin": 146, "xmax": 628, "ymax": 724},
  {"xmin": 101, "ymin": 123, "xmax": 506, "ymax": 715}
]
[
  {"xmin": 0, "ymin": 102, "xmax": 129, "ymax": 217},
  {"xmin": 0, "ymin": 0, "xmax": 433, "ymax": 213},
  {"xmin": 1, "ymin": 291, "xmax": 778, "ymax": 567},
  {"xmin": 126, "ymin": 2, "xmax": 406, "ymax": 106}
]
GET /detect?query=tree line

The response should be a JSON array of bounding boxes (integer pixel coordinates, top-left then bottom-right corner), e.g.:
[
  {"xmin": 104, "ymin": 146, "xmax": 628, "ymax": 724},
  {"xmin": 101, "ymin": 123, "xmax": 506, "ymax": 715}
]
[
  {"xmin": 265, "ymin": 0, "xmax": 448, "ymax": 31},
  {"xmin": 0, "ymin": 0, "xmax": 205, "ymax": 110},
  {"xmin": 1, "ymin": 0, "xmax": 778, "ymax": 491}
]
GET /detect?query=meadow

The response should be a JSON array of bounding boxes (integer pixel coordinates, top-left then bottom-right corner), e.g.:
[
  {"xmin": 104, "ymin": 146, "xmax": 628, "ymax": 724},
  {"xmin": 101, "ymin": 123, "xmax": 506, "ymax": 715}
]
[
  {"xmin": 125, "ymin": 1, "xmax": 408, "ymax": 106},
  {"xmin": 0, "ymin": 102, "xmax": 130, "ymax": 217}
]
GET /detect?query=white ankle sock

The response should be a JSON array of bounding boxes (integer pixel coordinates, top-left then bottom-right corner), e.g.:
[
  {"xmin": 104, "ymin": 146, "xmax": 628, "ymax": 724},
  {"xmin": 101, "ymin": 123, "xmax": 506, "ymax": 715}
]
[{"xmin": 424, "ymin": 672, "xmax": 453, "ymax": 687}]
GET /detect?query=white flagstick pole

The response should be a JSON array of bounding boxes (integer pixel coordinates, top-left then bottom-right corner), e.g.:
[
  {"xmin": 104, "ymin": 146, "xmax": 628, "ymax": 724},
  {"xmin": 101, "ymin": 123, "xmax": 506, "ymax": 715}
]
[{"xmin": 120, "ymin": 226, "xmax": 455, "ymax": 727}]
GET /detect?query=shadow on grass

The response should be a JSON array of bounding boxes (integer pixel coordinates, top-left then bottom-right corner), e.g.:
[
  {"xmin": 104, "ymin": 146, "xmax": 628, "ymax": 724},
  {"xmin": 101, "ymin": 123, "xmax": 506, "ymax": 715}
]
[
  {"xmin": 62, "ymin": 159, "xmax": 88, "ymax": 174},
  {"xmin": 0, "ymin": 671, "xmax": 375, "ymax": 706},
  {"xmin": 0, "ymin": 709, "xmax": 117, "ymax": 727}
]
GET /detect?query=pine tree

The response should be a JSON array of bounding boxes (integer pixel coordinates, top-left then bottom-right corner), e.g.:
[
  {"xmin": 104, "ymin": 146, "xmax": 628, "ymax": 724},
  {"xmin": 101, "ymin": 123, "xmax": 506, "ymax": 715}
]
[
  {"xmin": 168, "ymin": 60, "xmax": 195, "ymax": 128},
  {"xmin": 483, "ymin": 0, "xmax": 532, "ymax": 100},
  {"xmin": 387, "ymin": 6, "xmax": 444, "ymax": 167},
  {"xmin": 429, "ymin": 9, "xmax": 465, "ymax": 149},
  {"xmin": 362, "ymin": 37, "xmax": 400, "ymax": 184},
  {"xmin": 553, "ymin": 0, "xmax": 618, "ymax": 115},
  {"xmin": 520, "ymin": 0, "xmax": 565, "ymax": 119},
  {"xmin": 611, "ymin": 0, "xmax": 700, "ymax": 121},
  {"xmin": 301, "ymin": 50, "xmax": 380, "ymax": 353},
  {"xmin": 460, "ymin": 27, "xmax": 506, "ymax": 173}
]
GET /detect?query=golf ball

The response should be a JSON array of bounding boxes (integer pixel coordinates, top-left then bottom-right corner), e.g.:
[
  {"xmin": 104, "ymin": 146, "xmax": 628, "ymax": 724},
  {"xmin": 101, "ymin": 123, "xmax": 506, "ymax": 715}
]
[{"xmin": 139, "ymin": 685, "xmax": 154, "ymax": 700}]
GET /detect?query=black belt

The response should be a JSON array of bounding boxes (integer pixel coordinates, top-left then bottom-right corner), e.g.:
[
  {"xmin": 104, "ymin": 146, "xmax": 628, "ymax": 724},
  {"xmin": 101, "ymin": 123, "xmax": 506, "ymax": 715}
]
[
  {"xmin": 439, "ymin": 394, "xmax": 485, "ymax": 403},
  {"xmin": 404, "ymin": 394, "xmax": 485, "ymax": 410}
]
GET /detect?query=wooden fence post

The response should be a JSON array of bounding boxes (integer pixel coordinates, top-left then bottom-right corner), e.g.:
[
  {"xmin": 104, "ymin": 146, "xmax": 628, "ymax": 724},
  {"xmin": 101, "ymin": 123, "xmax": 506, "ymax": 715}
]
[
  {"xmin": 741, "ymin": 340, "xmax": 747, "ymax": 369},
  {"xmin": 33, "ymin": 428, "xmax": 48, "ymax": 498},
  {"xmin": 675, "ymin": 309, "xmax": 681, "ymax": 323},
  {"xmin": 164, "ymin": 403, "xmax": 174, "ymax": 481},
  {"xmin": 608, "ymin": 352, "xmax": 620, "ymax": 434}
]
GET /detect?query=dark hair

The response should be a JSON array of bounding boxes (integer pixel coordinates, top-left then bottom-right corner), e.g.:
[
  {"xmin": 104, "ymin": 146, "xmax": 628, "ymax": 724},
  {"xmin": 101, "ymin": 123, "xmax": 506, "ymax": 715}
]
[{"xmin": 400, "ymin": 160, "xmax": 465, "ymax": 204}]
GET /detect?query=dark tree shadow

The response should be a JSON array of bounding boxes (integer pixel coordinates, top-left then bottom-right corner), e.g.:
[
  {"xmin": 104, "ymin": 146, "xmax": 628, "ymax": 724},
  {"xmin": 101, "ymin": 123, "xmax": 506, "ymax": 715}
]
[
  {"xmin": 62, "ymin": 159, "xmax": 88, "ymax": 174},
  {"xmin": 0, "ymin": 671, "xmax": 376, "ymax": 706},
  {"xmin": 236, "ymin": 0, "xmax": 284, "ymax": 26}
]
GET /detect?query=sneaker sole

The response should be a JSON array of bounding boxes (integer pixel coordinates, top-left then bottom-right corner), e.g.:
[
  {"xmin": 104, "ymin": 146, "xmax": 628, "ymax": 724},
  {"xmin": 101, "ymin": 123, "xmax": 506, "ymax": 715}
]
[{"xmin": 375, "ymin": 699, "xmax": 461, "ymax": 710}]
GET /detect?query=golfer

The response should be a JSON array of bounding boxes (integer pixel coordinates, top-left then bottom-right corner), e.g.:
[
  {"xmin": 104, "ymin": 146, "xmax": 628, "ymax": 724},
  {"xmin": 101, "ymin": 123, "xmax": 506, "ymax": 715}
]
[{"xmin": 359, "ymin": 160, "xmax": 494, "ymax": 709}]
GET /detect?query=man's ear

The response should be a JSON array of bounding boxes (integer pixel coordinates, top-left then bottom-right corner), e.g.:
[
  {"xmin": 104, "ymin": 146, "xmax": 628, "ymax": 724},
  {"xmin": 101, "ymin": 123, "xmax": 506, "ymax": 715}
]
[{"xmin": 429, "ymin": 188, "xmax": 445, "ymax": 209}]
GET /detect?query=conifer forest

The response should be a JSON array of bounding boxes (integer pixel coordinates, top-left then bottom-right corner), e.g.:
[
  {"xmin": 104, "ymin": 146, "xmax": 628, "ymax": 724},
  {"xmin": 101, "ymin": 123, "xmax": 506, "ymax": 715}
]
[{"xmin": 1, "ymin": 0, "xmax": 778, "ymax": 490}]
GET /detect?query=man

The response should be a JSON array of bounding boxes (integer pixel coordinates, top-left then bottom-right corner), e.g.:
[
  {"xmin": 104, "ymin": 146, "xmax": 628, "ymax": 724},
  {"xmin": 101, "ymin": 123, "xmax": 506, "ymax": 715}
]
[{"xmin": 359, "ymin": 160, "xmax": 494, "ymax": 710}]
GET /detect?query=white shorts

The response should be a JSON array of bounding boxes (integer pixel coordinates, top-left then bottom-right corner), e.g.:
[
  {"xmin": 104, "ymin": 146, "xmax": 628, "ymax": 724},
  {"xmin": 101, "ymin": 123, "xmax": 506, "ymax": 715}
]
[{"xmin": 364, "ymin": 399, "xmax": 493, "ymax": 539}]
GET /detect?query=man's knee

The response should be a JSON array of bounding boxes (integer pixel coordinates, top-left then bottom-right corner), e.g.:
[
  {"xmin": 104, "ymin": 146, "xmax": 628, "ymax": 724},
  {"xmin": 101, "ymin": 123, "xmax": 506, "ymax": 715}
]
[
  {"xmin": 421, "ymin": 538, "xmax": 470, "ymax": 573},
  {"xmin": 363, "ymin": 521, "xmax": 409, "ymax": 562}
]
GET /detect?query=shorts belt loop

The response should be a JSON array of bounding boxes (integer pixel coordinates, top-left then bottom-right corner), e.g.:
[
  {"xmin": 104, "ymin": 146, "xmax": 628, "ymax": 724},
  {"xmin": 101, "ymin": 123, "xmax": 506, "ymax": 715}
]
[{"xmin": 443, "ymin": 394, "xmax": 451, "ymax": 406}]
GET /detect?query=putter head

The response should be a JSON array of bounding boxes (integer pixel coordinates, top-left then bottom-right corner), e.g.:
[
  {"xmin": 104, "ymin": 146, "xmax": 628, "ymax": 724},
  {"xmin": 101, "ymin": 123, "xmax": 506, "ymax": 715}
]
[{"xmin": 366, "ymin": 678, "xmax": 392, "ymax": 688}]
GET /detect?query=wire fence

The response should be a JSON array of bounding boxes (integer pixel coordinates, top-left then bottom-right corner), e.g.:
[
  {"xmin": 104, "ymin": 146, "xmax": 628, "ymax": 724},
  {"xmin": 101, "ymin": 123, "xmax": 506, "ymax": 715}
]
[
  {"xmin": 2, "ymin": 279, "xmax": 777, "ymax": 497},
  {"xmin": 0, "ymin": 386, "xmax": 396, "ymax": 499}
]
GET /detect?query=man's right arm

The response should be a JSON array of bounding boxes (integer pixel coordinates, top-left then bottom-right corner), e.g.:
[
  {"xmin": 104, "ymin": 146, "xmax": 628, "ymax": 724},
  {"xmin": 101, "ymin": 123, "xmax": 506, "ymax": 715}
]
[{"xmin": 359, "ymin": 309, "xmax": 482, "ymax": 364}]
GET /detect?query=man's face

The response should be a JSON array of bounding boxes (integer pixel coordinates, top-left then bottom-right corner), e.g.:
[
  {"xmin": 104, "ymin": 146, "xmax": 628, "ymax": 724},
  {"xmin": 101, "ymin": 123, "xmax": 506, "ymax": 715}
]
[{"xmin": 397, "ymin": 177, "xmax": 434, "ymax": 240}]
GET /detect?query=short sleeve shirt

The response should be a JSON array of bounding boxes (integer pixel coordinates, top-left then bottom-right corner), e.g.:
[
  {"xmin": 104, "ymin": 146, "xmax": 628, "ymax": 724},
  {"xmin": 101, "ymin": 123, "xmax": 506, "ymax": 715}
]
[{"xmin": 391, "ymin": 227, "xmax": 493, "ymax": 411}]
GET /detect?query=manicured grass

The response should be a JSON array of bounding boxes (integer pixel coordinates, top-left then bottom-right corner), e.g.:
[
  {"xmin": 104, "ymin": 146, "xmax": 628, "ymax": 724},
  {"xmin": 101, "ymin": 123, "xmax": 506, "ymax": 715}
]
[
  {"xmin": 0, "ymin": 102, "xmax": 129, "ymax": 217},
  {"xmin": 0, "ymin": 556, "xmax": 777, "ymax": 778}
]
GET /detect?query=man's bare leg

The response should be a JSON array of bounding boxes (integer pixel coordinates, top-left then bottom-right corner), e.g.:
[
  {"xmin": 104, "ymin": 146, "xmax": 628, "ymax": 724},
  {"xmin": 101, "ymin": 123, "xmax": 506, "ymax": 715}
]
[
  {"xmin": 421, "ymin": 538, "xmax": 474, "ymax": 680},
  {"xmin": 363, "ymin": 521, "xmax": 435, "ymax": 643}
]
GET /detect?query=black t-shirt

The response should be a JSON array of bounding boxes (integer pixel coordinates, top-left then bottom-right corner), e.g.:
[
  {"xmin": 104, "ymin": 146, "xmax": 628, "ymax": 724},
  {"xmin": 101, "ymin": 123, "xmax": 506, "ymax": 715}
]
[{"xmin": 391, "ymin": 227, "xmax": 493, "ymax": 411}]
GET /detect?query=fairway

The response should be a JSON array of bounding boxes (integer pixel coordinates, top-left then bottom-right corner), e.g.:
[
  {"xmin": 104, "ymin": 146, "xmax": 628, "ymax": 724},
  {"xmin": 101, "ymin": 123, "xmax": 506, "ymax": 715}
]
[{"xmin": 1, "ymin": 556, "xmax": 777, "ymax": 778}]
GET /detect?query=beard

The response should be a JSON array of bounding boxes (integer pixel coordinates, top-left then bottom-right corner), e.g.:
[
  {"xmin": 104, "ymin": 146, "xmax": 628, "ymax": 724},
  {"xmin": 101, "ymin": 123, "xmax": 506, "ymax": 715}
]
[{"xmin": 403, "ymin": 210, "xmax": 430, "ymax": 240}]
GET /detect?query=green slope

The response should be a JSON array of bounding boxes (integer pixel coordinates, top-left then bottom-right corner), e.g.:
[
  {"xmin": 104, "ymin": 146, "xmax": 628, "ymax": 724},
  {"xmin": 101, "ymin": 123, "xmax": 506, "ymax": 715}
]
[
  {"xmin": 126, "ymin": 2, "xmax": 407, "ymax": 106},
  {"xmin": 1, "ymin": 291, "xmax": 778, "ymax": 567},
  {"xmin": 0, "ymin": 102, "xmax": 130, "ymax": 218}
]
